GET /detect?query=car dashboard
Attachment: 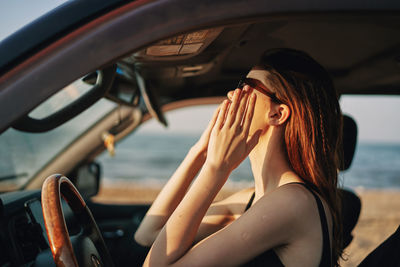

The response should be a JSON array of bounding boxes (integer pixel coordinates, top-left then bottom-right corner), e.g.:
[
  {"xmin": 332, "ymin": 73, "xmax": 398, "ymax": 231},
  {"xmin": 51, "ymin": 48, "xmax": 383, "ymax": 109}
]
[{"xmin": 0, "ymin": 190, "xmax": 78, "ymax": 266}]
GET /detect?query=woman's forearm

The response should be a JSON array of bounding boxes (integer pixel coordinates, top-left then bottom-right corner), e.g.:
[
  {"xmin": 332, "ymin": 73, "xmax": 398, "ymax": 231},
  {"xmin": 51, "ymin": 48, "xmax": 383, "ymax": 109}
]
[
  {"xmin": 134, "ymin": 145, "xmax": 206, "ymax": 246},
  {"xmin": 144, "ymin": 89, "xmax": 257, "ymax": 266},
  {"xmin": 135, "ymin": 105, "xmax": 221, "ymax": 247},
  {"xmin": 144, "ymin": 164, "xmax": 230, "ymax": 266}
]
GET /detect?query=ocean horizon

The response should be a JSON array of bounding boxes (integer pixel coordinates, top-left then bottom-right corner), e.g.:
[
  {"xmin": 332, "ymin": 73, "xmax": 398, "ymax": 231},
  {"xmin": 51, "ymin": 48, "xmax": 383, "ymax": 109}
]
[{"xmin": 98, "ymin": 132, "xmax": 400, "ymax": 191}]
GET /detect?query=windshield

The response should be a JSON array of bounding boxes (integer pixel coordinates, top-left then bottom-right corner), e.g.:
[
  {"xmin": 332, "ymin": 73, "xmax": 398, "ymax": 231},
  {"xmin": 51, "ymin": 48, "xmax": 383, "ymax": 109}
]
[{"xmin": 0, "ymin": 99, "xmax": 115, "ymax": 191}]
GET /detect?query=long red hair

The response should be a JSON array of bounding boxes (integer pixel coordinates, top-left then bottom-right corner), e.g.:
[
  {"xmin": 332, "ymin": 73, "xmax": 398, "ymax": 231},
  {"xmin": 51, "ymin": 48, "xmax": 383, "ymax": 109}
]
[{"xmin": 258, "ymin": 48, "xmax": 343, "ymax": 266}]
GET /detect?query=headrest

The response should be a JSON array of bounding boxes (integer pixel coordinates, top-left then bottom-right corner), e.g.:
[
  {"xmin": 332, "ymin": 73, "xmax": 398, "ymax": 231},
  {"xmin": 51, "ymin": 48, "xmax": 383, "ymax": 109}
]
[{"xmin": 340, "ymin": 114, "xmax": 358, "ymax": 171}]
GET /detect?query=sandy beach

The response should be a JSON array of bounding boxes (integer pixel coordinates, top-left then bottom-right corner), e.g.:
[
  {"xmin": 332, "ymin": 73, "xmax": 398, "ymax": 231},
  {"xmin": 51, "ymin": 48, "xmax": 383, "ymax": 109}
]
[
  {"xmin": 339, "ymin": 189, "xmax": 400, "ymax": 266},
  {"xmin": 93, "ymin": 184, "xmax": 400, "ymax": 266}
]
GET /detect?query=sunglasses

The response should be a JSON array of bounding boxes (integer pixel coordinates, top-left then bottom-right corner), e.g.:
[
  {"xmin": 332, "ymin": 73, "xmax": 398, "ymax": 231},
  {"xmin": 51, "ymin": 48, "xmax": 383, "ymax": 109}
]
[{"xmin": 237, "ymin": 78, "xmax": 282, "ymax": 104}]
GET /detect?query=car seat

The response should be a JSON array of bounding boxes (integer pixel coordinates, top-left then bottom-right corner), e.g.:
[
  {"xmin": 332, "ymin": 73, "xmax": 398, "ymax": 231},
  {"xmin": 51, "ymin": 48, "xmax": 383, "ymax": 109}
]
[
  {"xmin": 340, "ymin": 114, "xmax": 362, "ymax": 249},
  {"xmin": 358, "ymin": 225, "xmax": 400, "ymax": 267}
]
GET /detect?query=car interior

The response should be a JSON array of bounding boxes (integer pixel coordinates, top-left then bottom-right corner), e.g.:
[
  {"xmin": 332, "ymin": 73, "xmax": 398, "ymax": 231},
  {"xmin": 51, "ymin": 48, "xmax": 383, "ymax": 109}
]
[{"xmin": 0, "ymin": 1, "xmax": 400, "ymax": 266}]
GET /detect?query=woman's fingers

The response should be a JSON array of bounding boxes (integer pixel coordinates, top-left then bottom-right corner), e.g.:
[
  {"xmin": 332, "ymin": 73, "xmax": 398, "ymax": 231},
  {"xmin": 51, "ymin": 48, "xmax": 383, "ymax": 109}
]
[
  {"xmin": 243, "ymin": 93, "xmax": 257, "ymax": 136},
  {"xmin": 233, "ymin": 87, "xmax": 250, "ymax": 128},
  {"xmin": 197, "ymin": 105, "xmax": 221, "ymax": 146},
  {"xmin": 205, "ymin": 106, "xmax": 220, "ymax": 132},
  {"xmin": 225, "ymin": 89, "xmax": 241, "ymax": 127},
  {"xmin": 215, "ymin": 99, "xmax": 229, "ymax": 129},
  {"xmin": 217, "ymin": 86, "xmax": 254, "ymax": 131},
  {"xmin": 227, "ymin": 90, "xmax": 234, "ymax": 100},
  {"xmin": 207, "ymin": 89, "xmax": 258, "ymax": 172}
]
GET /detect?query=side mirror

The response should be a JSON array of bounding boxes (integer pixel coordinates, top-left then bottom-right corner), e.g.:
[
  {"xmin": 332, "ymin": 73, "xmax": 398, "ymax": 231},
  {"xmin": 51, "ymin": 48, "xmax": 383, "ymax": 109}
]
[{"xmin": 70, "ymin": 162, "xmax": 101, "ymax": 199}]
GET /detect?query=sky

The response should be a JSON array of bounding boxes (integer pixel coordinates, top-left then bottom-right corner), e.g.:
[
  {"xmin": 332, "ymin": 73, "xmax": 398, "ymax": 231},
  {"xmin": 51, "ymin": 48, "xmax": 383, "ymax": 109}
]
[
  {"xmin": 0, "ymin": 0, "xmax": 66, "ymax": 39},
  {"xmin": 1, "ymin": 1, "xmax": 399, "ymax": 144},
  {"xmin": 340, "ymin": 95, "xmax": 400, "ymax": 143}
]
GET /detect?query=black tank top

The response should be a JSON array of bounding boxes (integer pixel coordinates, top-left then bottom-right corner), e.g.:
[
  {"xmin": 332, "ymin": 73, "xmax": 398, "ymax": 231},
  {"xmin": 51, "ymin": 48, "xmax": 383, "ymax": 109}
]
[{"xmin": 242, "ymin": 182, "xmax": 332, "ymax": 267}]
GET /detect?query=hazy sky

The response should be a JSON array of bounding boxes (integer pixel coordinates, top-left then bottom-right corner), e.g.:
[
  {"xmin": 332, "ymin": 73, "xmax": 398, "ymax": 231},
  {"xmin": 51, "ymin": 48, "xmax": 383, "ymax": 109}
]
[
  {"xmin": 340, "ymin": 96, "xmax": 400, "ymax": 143},
  {"xmin": 1, "ymin": 1, "xmax": 399, "ymax": 144},
  {"xmin": 138, "ymin": 95, "xmax": 400, "ymax": 144},
  {"xmin": 0, "ymin": 0, "xmax": 66, "ymax": 39}
]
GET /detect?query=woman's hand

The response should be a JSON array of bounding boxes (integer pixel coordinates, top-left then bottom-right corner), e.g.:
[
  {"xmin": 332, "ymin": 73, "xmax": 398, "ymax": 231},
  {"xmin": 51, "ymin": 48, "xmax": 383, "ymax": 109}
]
[
  {"xmin": 191, "ymin": 105, "xmax": 220, "ymax": 157},
  {"xmin": 135, "ymin": 106, "xmax": 221, "ymax": 247},
  {"xmin": 206, "ymin": 86, "xmax": 261, "ymax": 175}
]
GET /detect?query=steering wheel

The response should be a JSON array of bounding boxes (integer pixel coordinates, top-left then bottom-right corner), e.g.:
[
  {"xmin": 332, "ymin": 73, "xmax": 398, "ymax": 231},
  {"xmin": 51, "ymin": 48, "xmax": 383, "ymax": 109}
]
[{"xmin": 41, "ymin": 174, "xmax": 114, "ymax": 267}]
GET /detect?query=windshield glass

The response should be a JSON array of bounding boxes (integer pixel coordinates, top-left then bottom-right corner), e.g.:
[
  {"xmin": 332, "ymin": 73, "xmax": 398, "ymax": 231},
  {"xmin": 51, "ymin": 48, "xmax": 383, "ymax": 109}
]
[
  {"xmin": 0, "ymin": 99, "xmax": 116, "ymax": 191},
  {"xmin": 30, "ymin": 73, "xmax": 95, "ymax": 119}
]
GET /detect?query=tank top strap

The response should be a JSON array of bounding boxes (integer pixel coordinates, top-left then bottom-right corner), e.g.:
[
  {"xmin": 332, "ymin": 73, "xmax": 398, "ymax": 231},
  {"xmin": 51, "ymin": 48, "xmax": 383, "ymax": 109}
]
[
  {"xmin": 291, "ymin": 182, "xmax": 332, "ymax": 267},
  {"xmin": 245, "ymin": 191, "xmax": 255, "ymax": 212}
]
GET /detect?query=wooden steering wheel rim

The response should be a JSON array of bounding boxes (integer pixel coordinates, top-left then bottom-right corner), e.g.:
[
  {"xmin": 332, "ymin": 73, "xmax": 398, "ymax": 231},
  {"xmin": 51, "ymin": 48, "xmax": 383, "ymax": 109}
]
[
  {"xmin": 41, "ymin": 174, "xmax": 83, "ymax": 266},
  {"xmin": 41, "ymin": 174, "xmax": 104, "ymax": 267}
]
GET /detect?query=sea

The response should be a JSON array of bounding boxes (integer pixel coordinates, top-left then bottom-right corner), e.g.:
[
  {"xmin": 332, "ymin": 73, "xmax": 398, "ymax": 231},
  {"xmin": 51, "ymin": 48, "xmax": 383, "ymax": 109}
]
[{"xmin": 98, "ymin": 132, "xmax": 400, "ymax": 191}]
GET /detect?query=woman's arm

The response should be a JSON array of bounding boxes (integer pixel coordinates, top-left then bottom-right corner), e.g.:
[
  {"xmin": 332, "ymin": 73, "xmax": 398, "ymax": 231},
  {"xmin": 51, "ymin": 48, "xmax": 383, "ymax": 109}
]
[
  {"xmin": 134, "ymin": 146, "xmax": 206, "ymax": 246},
  {"xmin": 194, "ymin": 187, "xmax": 254, "ymax": 243},
  {"xmin": 134, "ymin": 106, "xmax": 221, "ymax": 246},
  {"xmin": 144, "ymin": 87, "xmax": 263, "ymax": 266},
  {"xmin": 145, "ymin": 183, "xmax": 310, "ymax": 267}
]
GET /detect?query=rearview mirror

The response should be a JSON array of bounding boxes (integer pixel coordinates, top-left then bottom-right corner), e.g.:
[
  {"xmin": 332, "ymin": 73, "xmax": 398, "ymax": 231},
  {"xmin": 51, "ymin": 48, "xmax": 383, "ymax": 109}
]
[{"xmin": 12, "ymin": 66, "xmax": 116, "ymax": 132}]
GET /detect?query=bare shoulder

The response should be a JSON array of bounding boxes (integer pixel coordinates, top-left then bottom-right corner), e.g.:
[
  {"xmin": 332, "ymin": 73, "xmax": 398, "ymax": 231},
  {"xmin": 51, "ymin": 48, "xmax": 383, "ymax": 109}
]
[
  {"xmin": 274, "ymin": 183, "xmax": 316, "ymax": 206},
  {"xmin": 257, "ymin": 183, "xmax": 333, "ymax": 244},
  {"xmin": 249, "ymin": 183, "xmax": 327, "ymax": 229},
  {"xmin": 264, "ymin": 183, "xmax": 325, "ymax": 216},
  {"xmin": 278, "ymin": 183, "xmax": 332, "ymax": 221}
]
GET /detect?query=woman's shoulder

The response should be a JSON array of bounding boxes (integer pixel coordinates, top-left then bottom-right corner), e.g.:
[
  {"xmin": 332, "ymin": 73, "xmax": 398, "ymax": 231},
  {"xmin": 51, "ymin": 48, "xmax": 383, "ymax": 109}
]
[
  {"xmin": 276, "ymin": 183, "xmax": 332, "ymax": 220},
  {"xmin": 245, "ymin": 183, "xmax": 326, "ymax": 230},
  {"xmin": 263, "ymin": 183, "xmax": 324, "ymax": 215},
  {"xmin": 255, "ymin": 183, "xmax": 332, "ymax": 240},
  {"xmin": 274, "ymin": 183, "xmax": 316, "ymax": 203}
]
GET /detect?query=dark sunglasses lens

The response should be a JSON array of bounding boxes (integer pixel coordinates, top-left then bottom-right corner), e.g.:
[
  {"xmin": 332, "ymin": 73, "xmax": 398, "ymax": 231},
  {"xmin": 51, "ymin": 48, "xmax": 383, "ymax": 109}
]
[
  {"xmin": 237, "ymin": 79, "xmax": 245, "ymax": 89},
  {"xmin": 237, "ymin": 78, "xmax": 253, "ymax": 89}
]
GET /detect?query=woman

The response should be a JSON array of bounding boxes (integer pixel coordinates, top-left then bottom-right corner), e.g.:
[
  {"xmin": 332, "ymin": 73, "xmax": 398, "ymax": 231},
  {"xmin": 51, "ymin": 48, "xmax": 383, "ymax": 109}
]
[{"xmin": 134, "ymin": 48, "xmax": 343, "ymax": 266}]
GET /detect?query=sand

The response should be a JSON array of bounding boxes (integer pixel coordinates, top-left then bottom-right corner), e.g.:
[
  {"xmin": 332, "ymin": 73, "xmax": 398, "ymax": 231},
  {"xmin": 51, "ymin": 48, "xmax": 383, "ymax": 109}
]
[
  {"xmin": 340, "ymin": 189, "xmax": 400, "ymax": 266},
  {"xmin": 93, "ymin": 184, "xmax": 400, "ymax": 266}
]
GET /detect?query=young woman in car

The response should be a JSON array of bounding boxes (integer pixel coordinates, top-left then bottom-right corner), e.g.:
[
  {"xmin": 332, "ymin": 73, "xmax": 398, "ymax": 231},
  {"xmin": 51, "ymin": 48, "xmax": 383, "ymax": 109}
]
[{"xmin": 135, "ymin": 48, "xmax": 343, "ymax": 267}]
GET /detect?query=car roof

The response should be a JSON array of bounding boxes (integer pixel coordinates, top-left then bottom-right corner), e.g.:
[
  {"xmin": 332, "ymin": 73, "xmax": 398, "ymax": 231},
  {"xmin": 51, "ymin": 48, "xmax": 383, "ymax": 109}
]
[{"xmin": 1, "ymin": 0, "xmax": 400, "ymax": 133}]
